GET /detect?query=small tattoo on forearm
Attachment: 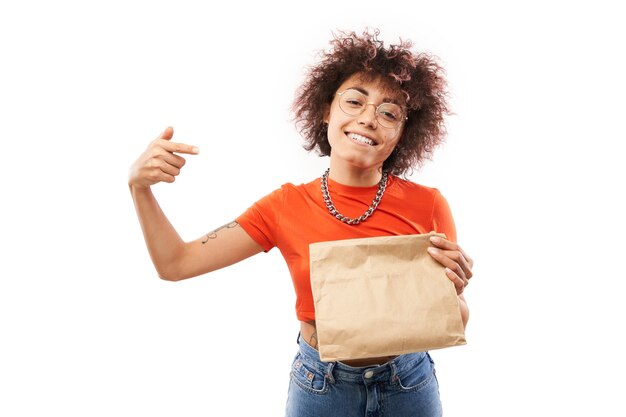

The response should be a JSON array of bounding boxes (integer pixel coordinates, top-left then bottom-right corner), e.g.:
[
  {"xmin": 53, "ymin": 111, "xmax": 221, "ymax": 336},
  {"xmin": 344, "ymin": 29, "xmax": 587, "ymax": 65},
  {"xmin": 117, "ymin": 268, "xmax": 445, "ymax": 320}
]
[
  {"xmin": 309, "ymin": 332, "xmax": 318, "ymax": 349},
  {"xmin": 201, "ymin": 221, "xmax": 239, "ymax": 244}
]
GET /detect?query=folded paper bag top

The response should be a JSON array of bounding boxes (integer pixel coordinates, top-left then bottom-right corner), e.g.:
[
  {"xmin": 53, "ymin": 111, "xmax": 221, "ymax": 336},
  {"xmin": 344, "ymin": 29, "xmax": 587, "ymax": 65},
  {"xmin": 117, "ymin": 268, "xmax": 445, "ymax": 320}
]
[{"xmin": 309, "ymin": 232, "xmax": 466, "ymax": 362}]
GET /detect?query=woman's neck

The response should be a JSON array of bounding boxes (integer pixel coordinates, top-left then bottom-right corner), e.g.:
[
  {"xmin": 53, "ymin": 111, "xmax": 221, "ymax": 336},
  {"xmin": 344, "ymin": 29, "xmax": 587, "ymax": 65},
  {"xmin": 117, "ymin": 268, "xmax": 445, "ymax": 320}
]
[{"xmin": 328, "ymin": 160, "xmax": 384, "ymax": 187}]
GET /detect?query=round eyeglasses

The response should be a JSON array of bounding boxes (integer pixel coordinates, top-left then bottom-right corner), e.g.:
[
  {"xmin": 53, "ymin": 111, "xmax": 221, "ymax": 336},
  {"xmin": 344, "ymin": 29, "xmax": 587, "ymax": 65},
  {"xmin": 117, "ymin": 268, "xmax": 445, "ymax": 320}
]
[{"xmin": 336, "ymin": 89, "xmax": 407, "ymax": 129}]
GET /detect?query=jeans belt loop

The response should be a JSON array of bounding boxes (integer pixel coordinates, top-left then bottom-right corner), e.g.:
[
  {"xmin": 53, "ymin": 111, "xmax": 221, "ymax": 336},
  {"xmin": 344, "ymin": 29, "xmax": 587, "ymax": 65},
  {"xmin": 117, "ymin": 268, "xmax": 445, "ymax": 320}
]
[
  {"xmin": 325, "ymin": 362, "xmax": 336, "ymax": 384},
  {"xmin": 389, "ymin": 361, "xmax": 399, "ymax": 384}
]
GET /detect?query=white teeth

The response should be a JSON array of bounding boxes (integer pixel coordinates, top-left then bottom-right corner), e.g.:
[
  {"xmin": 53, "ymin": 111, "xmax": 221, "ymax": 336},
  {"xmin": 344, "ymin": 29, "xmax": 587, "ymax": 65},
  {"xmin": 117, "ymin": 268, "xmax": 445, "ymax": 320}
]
[{"xmin": 347, "ymin": 133, "xmax": 375, "ymax": 146}]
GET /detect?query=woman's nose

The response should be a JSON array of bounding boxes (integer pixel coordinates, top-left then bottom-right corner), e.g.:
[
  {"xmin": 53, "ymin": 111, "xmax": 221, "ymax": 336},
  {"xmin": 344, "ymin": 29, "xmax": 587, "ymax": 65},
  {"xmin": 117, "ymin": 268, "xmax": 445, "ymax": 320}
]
[{"xmin": 357, "ymin": 103, "xmax": 378, "ymax": 128}]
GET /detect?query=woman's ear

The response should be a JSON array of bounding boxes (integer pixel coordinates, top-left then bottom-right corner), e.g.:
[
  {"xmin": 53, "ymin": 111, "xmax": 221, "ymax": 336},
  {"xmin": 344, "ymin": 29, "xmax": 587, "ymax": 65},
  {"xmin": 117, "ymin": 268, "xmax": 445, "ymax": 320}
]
[{"xmin": 323, "ymin": 103, "xmax": 330, "ymax": 124}]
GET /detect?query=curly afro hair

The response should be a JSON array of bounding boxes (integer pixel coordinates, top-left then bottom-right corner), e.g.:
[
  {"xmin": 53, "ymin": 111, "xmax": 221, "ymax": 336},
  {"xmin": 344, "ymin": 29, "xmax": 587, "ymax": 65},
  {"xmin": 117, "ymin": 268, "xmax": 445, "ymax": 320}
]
[{"xmin": 292, "ymin": 28, "xmax": 450, "ymax": 176}]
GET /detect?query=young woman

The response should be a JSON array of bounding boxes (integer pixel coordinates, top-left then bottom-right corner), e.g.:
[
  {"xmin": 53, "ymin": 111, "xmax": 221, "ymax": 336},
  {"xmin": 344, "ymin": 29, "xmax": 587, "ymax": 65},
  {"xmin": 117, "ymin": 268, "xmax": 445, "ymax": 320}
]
[{"xmin": 129, "ymin": 29, "xmax": 473, "ymax": 417}]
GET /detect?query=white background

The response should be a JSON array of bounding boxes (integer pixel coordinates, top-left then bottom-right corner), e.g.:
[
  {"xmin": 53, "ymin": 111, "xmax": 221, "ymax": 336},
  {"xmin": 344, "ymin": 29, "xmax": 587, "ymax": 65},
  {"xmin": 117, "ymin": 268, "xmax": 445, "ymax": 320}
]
[{"xmin": 1, "ymin": 0, "xmax": 624, "ymax": 416}]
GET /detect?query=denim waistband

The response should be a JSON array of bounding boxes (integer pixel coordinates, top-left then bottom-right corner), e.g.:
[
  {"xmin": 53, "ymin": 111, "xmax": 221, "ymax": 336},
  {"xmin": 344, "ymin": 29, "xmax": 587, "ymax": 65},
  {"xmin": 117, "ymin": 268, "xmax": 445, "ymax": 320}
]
[{"xmin": 296, "ymin": 333, "xmax": 428, "ymax": 384}]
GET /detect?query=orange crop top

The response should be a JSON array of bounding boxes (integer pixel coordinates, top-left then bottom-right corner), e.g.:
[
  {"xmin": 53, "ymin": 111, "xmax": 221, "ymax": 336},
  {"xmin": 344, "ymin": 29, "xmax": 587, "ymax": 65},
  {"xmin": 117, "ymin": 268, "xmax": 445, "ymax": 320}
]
[{"xmin": 236, "ymin": 175, "xmax": 456, "ymax": 322}]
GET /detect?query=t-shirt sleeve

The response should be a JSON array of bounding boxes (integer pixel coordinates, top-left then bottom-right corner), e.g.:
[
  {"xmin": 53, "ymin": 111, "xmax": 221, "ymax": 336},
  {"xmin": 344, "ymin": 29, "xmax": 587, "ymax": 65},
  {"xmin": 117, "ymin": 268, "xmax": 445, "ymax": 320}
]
[
  {"xmin": 236, "ymin": 185, "xmax": 285, "ymax": 252},
  {"xmin": 431, "ymin": 189, "xmax": 457, "ymax": 243}
]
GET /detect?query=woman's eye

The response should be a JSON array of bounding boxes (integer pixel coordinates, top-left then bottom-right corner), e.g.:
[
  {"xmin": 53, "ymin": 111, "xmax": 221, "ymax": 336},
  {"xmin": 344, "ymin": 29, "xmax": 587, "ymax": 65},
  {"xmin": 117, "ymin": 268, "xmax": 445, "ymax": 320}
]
[
  {"xmin": 346, "ymin": 99, "xmax": 363, "ymax": 106},
  {"xmin": 380, "ymin": 111, "xmax": 398, "ymax": 121}
]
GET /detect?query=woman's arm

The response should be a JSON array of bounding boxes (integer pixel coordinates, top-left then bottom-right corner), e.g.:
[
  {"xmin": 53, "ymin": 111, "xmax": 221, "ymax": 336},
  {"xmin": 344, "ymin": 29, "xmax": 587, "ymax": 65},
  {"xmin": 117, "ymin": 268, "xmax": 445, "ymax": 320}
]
[{"xmin": 129, "ymin": 127, "xmax": 263, "ymax": 281}]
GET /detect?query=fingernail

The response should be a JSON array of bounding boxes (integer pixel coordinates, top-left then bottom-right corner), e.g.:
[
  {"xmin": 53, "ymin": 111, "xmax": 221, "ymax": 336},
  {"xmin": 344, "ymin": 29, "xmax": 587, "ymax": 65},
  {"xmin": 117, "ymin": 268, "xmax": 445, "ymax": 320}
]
[
  {"xmin": 192, "ymin": 147, "xmax": 199, "ymax": 154},
  {"xmin": 427, "ymin": 247, "xmax": 439, "ymax": 255},
  {"xmin": 430, "ymin": 236, "xmax": 440, "ymax": 244}
]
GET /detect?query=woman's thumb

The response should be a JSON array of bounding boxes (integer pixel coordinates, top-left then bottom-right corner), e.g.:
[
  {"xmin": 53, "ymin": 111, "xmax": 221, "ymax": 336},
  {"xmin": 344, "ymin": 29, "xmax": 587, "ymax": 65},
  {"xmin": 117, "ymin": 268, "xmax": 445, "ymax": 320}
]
[{"xmin": 158, "ymin": 126, "xmax": 174, "ymax": 141}]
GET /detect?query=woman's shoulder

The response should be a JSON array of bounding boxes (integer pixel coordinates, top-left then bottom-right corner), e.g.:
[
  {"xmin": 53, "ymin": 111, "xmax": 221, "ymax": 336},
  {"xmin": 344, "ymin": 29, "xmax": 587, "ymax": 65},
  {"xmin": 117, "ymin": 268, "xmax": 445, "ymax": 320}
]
[
  {"xmin": 257, "ymin": 177, "xmax": 317, "ymax": 194},
  {"xmin": 389, "ymin": 175, "xmax": 443, "ymax": 197},
  {"xmin": 257, "ymin": 178, "xmax": 320, "ymax": 203},
  {"xmin": 277, "ymin": 177, "xmax": 321, "ymax": 192},
  {"xmin": 284, "ymin": 177, "xmax": 318, "ymax": 187}
]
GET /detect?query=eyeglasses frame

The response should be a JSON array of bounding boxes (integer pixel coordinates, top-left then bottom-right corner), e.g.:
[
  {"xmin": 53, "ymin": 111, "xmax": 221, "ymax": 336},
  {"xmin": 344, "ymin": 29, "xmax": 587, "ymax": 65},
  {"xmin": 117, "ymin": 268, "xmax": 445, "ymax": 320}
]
[{"xmin": 335, "ymin": 89, "xmax": 408, "ymax": 128}]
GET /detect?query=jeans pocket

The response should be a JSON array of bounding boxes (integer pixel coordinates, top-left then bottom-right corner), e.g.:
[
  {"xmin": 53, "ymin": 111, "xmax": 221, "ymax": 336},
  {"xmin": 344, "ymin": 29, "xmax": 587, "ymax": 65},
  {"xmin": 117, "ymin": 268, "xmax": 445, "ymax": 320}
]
[
  {"xmin": 289, "ymin": 353, "xmax": 329, "ymax": 395},
  {"xmin": 394, "ymin": 354, "xmax": 436, "ymax": 392}
]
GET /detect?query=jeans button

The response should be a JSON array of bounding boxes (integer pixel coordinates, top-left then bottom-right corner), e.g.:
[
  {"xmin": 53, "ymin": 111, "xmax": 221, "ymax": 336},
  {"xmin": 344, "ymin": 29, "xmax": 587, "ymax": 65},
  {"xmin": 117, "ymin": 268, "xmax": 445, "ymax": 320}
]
[{"xmin": 364, "ymin": 370, "xmax": 374, "ymax": 379}]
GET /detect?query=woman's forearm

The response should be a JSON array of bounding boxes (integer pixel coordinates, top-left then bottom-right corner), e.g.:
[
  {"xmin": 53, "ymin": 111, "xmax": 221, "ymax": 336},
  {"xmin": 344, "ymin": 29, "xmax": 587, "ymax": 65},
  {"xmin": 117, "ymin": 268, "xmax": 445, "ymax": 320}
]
[{"xmin": 129, "ymin": 184, "xmax": 185, "ymax": 279}]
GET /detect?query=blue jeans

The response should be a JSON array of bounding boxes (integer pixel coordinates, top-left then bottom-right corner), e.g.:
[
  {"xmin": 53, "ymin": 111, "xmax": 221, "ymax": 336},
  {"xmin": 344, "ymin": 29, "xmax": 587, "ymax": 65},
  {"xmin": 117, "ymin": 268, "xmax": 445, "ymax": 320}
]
[{"xmin": 285, "ymin": 334, "xmax": 442, "ymax": 417}]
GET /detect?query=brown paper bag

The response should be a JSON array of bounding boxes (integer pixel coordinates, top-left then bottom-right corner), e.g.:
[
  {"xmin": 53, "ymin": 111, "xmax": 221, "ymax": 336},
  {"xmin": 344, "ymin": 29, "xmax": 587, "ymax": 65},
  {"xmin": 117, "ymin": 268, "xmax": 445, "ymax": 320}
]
[{"xmin": 309, "ymin": 232, "xmax": 466, "ymax": 362}]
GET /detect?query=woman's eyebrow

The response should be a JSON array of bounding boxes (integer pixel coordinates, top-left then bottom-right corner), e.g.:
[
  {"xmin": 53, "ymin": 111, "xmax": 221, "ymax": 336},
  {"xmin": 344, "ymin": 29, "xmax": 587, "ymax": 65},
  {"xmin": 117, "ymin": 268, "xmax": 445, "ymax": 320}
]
[
  {"xmin": 349, "ymin": 86, "xmax": 369, "ymax": 96},
  {"xmin": 347, "ymin": 86, "xmax": 401, "ymax": 105}
]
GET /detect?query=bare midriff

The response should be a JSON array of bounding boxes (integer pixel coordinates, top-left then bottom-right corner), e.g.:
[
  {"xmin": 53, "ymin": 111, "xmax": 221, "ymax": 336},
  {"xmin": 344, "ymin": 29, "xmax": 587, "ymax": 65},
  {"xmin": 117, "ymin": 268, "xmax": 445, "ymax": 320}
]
[{"xmin": 300, "ymin": 321, "xmax": 398, "ymax": 367}]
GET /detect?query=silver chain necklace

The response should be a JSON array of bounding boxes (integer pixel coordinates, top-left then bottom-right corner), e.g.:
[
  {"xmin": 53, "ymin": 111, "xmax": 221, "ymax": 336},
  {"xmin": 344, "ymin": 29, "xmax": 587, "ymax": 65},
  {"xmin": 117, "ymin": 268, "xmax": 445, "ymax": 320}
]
[{"xmin": 320, "ymin": 168, "xmax": 389, "ymax": 225}]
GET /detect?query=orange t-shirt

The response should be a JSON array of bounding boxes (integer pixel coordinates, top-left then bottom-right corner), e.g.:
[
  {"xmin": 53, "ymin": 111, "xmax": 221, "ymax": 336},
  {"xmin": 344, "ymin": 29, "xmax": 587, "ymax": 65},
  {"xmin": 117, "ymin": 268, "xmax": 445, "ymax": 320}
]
[{"xmin": 236, "ymin": 175, "xmax": 456, "ymax": 322}]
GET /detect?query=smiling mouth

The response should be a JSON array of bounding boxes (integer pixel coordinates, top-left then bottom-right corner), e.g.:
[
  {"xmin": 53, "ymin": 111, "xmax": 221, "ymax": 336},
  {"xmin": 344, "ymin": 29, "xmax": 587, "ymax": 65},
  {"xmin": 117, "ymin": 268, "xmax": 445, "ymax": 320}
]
[{"xmin": 346, "ymin": 132, "xmax": 376, "ymax": 146}]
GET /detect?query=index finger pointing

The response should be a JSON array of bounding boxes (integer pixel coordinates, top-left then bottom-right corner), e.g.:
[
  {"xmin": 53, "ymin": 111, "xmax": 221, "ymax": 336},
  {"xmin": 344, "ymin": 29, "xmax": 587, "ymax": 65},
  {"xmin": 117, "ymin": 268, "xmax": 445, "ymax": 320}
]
[{"xmin": 160, "ymin": 139, "xmax": 199, "ymax": 155}]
